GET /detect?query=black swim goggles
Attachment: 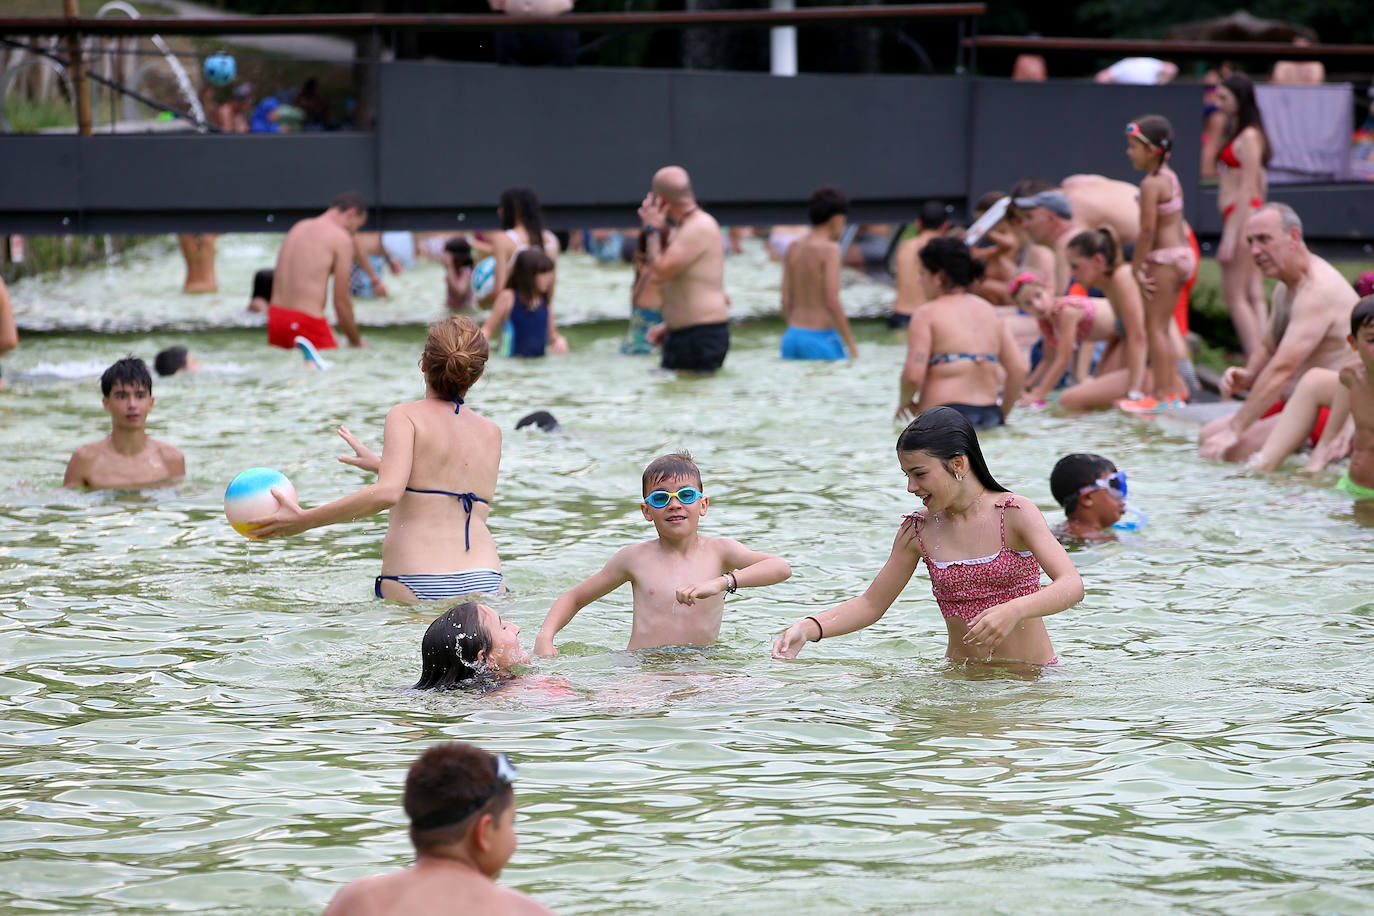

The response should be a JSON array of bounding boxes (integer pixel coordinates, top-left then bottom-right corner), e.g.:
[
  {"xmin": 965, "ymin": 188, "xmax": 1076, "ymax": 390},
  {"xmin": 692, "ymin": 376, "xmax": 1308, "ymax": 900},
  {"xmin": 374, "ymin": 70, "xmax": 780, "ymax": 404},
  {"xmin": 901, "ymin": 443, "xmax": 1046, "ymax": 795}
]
[
  {"xmin": 409, "ymin": 753, "xmax": 519, "ymax": 832},
  {"xmin": 643, "ymin": 486, "xmax": 703, "ymax": 509}
]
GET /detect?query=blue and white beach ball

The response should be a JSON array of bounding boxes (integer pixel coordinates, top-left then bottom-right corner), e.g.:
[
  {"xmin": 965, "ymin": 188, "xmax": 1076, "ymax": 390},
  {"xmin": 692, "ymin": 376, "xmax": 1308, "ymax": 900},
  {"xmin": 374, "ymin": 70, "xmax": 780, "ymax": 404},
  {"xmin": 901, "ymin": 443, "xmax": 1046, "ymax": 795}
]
[
  {"xmin": 203, "ymin": 53, "xmax": 237, "ymax": 87},
  {"xmin": 473, "ymin": 256, "xmax": 497, "ymax": 300},
  {"xmin": 224, "ymin": 467, "xmax": 295, "ymax": 537}
]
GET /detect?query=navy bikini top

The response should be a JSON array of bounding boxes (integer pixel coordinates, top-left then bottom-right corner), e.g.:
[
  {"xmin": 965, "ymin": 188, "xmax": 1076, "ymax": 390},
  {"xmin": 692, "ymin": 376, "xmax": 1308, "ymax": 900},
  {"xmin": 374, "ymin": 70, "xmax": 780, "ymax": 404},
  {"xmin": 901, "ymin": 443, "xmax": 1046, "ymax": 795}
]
[{"xmin": 403, "ymin": 396, "xmax": 489, "ymax": 550}]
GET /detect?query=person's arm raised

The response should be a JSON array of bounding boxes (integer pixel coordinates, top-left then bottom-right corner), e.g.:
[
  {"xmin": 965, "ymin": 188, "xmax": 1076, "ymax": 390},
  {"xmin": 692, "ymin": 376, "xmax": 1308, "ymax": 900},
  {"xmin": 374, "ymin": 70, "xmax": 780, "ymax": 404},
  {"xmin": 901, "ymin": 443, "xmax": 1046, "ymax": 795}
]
[
  {"xmin": 535, "ymin": 551, "xmax": 633, "ymax": 656},
  {"xmin": 962, "ymin": 496, "xmax": 1083, "ymax": 655},
  {"xmin": 772, "ymin": 519, "xmax": 921, "ymax": 658},
  {"xmin": 247, "ymin": 406, "xmax": 415, "ymax": 537}
]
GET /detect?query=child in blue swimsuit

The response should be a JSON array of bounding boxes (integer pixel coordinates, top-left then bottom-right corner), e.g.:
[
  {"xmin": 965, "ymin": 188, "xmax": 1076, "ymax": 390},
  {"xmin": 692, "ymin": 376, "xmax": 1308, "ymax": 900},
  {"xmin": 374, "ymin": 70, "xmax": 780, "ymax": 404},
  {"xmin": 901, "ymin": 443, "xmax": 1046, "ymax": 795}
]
[{"xmin": 481, "ymin": 249, "xmax": 567, "ymax": 358}]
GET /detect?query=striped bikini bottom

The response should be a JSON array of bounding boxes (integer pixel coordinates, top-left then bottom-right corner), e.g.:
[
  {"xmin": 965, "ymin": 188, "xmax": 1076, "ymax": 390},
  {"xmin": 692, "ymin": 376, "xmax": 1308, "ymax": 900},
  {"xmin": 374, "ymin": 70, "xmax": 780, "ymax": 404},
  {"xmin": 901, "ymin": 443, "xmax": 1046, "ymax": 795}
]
[{"xmin": 374, "ymin": 568, "xmax": 504, "ymax": 602}]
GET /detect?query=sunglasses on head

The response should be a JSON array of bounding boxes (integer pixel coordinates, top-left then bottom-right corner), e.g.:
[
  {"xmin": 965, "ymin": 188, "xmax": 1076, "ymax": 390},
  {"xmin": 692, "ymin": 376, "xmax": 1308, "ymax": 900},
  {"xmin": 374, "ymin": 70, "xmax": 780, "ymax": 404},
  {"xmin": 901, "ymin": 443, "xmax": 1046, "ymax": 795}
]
[
  {"xmin": 1078, "ymin": 470, "xmax": 1127, "ymax": 501},
  {"xmin": 643, "ymin": 486, "xmax": 703, "ymax": 509},
  {"xmin": 409, "ymin": 753, "xmax": 519, "ymax": 833}
]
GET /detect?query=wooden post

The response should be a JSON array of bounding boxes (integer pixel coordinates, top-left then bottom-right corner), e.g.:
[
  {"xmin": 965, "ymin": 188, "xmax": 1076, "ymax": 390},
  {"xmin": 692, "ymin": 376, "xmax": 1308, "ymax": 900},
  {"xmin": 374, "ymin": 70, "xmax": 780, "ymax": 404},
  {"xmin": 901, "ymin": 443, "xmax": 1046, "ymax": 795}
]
[{"xmin": 63, "ymin": 0, "xmax": 92, "ymax": 135}]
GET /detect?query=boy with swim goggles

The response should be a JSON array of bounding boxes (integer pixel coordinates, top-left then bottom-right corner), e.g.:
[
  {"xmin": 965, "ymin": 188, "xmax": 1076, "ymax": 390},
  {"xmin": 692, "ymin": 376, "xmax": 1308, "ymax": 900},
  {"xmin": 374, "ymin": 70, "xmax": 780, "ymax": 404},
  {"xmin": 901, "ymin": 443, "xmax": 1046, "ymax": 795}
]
[{"xmin": 534, "ymin": 450, "xmax": 792, "ymax": 655}]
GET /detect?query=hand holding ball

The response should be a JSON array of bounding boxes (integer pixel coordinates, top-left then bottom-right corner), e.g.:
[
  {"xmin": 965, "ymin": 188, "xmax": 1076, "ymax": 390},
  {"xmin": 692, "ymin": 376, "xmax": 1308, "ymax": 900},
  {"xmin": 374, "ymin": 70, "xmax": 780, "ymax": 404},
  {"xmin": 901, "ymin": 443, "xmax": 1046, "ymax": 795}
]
[{"xmin": 225, "ymin": 467, "xmax": 296, "ymax": 537}]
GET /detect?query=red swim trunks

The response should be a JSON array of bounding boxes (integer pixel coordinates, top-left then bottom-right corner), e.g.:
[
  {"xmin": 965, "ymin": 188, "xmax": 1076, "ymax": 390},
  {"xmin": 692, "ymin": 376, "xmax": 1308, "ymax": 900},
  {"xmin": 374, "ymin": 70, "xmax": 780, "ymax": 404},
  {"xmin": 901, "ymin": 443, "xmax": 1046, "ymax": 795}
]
[
  {"xmin": 267, "ymin": 304, "xmax": 337, "ymax": 350},
  {"xmin": 1261, "ymin": 399, "xmax": 1330, "ymax": 447}
]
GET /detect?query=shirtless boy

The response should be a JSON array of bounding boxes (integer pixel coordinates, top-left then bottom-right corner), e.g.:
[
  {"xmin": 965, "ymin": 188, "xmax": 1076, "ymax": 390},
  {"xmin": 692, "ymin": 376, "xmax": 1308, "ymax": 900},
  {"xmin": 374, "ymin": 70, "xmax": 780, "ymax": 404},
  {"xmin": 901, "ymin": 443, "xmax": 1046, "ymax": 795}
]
[
  {"xmin": 1199, "ymin": 204, "xmax": 1356, "ymax": 463},
  {"xmin": 322, "ymin": 743, "xmax": 553, "ymax": 916},
  {"xmin": 1336, "ymin": 296, "xmax": 1374, "ymax": 502},
  {"xmin": 637, "ymin": 166, "xmax": 731, "ymax": 373},
  {"xmin": 780, "ymin": 186, "xmax": 859, "ymax": 360},
  {"xmin": 534, "ymin": 451, "xmax": 791, "ymax": 654},
  {"xmin": 268, "ymin": 190, "xmax": 368, "ymax": 350},
  {"xmin": 64, "ymin": 357, "xmax": 185, "ymax": 491},
  {"xmin": 892, "ymin": 199, "xmax": 952, "ymax": 324},
  {"xmin": 1049, "ymin": 453, "xmax": 1126, "ymax": 542}
]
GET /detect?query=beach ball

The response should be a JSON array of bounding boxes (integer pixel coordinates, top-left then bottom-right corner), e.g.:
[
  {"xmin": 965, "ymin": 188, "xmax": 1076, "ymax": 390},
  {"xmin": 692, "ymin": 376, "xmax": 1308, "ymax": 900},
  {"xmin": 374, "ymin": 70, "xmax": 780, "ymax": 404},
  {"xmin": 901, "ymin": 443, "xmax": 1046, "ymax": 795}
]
[
  {"xmin": 203, "ymin": 53, "xmax": 237, "ymax": 87},
  {"xmin": 473, "ymin": 256, "xmax": 497, "ymax": 300},
  {"xmin": 224, "ymin": 467, "xmax": 295, "ymax": 537}
]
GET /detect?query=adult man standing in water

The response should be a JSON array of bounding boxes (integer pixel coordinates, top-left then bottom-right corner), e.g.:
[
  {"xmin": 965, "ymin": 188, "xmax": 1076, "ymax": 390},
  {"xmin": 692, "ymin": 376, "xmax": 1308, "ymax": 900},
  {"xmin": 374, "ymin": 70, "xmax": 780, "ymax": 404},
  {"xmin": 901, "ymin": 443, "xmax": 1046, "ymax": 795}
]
[
  {"xmin": 1199, "ymin": 203, "xmax": 1356, "ymax": 463},
  {"xmin": 638, "ymin": 166, "xmax": 730, "ymax": 373},
  {"xmin": 267, "ymin": 191, "xmax": 368, "ymax": 351}
]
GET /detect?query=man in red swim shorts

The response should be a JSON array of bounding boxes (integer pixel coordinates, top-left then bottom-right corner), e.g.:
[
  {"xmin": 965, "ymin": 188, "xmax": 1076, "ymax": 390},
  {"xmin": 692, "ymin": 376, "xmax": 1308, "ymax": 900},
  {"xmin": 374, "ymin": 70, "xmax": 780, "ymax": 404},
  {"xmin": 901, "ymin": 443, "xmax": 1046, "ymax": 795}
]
[{"xmin": 268, "ymin": 191, "xmax": 369, "ymax": 350}]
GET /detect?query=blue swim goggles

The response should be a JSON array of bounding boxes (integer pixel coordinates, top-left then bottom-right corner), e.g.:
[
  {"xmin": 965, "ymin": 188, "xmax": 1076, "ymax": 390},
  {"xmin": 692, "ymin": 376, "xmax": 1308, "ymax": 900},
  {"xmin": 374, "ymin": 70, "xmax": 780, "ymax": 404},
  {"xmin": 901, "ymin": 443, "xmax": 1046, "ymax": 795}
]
[
  {"xmin": 1078, "ymin": 470, "xmax": 1127, "ymax": 501},
  {"xmin": 644, "ymin": 486, "xmax": 704, "ymax": 509}
]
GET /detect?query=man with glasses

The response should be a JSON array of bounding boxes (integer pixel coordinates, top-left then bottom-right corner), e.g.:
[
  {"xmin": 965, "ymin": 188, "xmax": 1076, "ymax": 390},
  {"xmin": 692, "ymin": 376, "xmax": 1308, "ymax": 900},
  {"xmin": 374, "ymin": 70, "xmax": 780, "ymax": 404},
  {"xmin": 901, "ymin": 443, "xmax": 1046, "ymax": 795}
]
[{"xmin": 323, "ymin": 743, "xmax": 553, "ymax": 915}]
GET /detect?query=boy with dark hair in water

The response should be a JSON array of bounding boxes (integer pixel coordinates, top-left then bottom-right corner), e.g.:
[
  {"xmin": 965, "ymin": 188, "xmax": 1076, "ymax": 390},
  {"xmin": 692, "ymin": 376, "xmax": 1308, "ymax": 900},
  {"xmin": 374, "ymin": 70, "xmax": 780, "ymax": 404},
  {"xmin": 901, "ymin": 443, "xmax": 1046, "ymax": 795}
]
[
  {"xmin": 1050, "ymin": 453, "xmax": 1126, "ymax": 541},
  {"xmin": 153, "ymin": 346, "xmax": 200, "ymax": 377},
  {"xmin": 535, "ymin": 450, "xmax": 792, "ymax": 654},
  {"xmin": 779, "ymin": 185, "xmax": 859, "ymax": 360},
  {"xmin": 64, "ymin": 357, "xmax": 185, "ymax": 490},
  {"xmin": 322, "ymin": 742, "xmax": 553, "ymax": 916}
]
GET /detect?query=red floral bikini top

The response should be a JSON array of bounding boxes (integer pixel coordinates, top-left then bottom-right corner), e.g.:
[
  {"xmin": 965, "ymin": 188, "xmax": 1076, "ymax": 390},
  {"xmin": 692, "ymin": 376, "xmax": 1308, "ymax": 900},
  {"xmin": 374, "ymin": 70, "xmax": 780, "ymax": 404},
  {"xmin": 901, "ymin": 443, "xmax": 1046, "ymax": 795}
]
[{"xmin": 909, "ymin": 498, "xmax": 1043, "ymax": 622}]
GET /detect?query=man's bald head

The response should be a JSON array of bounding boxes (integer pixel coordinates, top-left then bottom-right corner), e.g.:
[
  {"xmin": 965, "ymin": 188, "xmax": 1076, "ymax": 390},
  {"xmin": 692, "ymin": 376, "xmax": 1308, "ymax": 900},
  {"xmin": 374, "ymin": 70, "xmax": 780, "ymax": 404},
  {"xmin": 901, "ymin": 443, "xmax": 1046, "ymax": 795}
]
[{"xmin": 652, "ymin": 166, "xmax": 694, "ymax": 204}]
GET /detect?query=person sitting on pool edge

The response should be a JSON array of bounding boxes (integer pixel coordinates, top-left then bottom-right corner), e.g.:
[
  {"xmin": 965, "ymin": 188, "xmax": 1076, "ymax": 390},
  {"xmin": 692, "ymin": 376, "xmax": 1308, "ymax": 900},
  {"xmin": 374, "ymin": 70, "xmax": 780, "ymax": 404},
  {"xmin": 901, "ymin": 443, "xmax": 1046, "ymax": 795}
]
[
  {"xmin": 1049, "ymin": 453, "xmax": 1127, "ymax": 542},
  {"xmin": 779, "ymin": 185, "xmax": 859, "ymax": 360},
  {"xmin": 63, "ymin": 357, "xmax": 186, "ymax": 491},
  {"xmin": 321, "ymin": 741, "xmax": 554, "ymax": 915},
  {"xmin": 534, "ymin": 450, "xmax": 792, "ymax": 655}
]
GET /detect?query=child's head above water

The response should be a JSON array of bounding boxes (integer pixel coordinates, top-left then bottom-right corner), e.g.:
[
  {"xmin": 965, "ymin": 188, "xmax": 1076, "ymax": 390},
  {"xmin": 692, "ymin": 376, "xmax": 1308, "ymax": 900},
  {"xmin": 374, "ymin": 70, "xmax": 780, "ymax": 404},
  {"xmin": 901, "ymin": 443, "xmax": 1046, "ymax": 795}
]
[
  {"xmin": 153, "ymin": 346, "xmax": 199, "ymax": 377},
  {"xmin": 506, "ymin": 248, "xmax": 555, "ymax": 304},
  {"xmin": 640, "ymin": 450, "xmax": 707, "ymax": 534},
  {"xmin": 421, "ymin": 315, "xmax": 488, "ymax": 402},
  {"xmin": 1351, "ymin": 295, "xmax": 1374, "ymax": 338},
  {"xmin": 101, "ymin": 356, "xmax": 152, "ymax": 397},
  {"xmin": 896, "ymin": 405, "xmax": 1009, "ymax": 496},
  {"xmin": 403, "ymin": 741, "xmax": 518, "ymax": 871},
  {"xmin": 1050, "ymin": 453, "xmax": 1126, "ymax": 528},
  {"xmin": 444, "ymin": 236, "xmax": 474, "ymax": 269}
]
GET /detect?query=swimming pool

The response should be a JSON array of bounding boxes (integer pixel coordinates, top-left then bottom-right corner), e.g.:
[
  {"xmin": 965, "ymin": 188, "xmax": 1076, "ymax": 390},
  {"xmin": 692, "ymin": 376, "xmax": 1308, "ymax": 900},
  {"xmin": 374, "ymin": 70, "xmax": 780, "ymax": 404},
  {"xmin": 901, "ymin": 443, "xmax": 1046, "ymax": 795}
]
[{"xmin": 3, "ymin": 238, "xmax": 1372, "ymax": 914}]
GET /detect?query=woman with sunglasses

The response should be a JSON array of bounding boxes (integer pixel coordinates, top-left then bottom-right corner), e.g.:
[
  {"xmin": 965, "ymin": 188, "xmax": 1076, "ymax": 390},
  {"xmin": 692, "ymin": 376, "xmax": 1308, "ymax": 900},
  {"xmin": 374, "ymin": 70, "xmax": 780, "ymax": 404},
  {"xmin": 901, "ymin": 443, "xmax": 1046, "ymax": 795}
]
[
  {"xmin": 247, "ymin": 315, "xmax": 506, "ymax": 603},
  {"xmin": 774, "ymin": 407, "xmax": 1082, "ymax": 668}
]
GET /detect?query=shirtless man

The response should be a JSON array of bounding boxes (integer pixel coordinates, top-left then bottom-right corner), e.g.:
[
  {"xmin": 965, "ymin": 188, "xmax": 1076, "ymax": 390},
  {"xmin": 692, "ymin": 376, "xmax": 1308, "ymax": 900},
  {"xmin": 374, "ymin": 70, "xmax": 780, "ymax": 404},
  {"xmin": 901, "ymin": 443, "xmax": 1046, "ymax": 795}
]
[
  {"xmin": 322, "ymin": 743, "xmax": 553, "ymax": 916},
  {"xmin": 1199, "ymin": 204, "xmax": 1357, "ymax": 463},
  {"xmin": 1009, "ymin": 185, "xmax": 1087, "ymax": 295},
  {"xmin": 268, "ymin": 191, "xmax": 367, "ymax": 350},
  {"xmin": 780, "ymin": 186, "xmax": 858, "ymax": 360},
  {"xmin": 891, "ymin": 199, "xmax": 951, "ymax": 326},
  {"xmin": 637, "ymin": 166, "xmax": 730, "ymax": 373},
  {"xmin": 64, "ymin": 357, "xmax": 185, "ymax": 491},
  {"xmin": 177, "ymin": 233, "xmax": 218, "ymax": 293}
]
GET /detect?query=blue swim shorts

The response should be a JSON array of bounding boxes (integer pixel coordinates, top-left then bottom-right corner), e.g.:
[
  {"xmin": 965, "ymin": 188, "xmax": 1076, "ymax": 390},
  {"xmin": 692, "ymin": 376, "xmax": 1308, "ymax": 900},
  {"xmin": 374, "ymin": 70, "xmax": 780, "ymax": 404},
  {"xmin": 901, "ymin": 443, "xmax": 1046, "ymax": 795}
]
[{"xmin": 781, "ymin": 326, "xmax": 847, "ymax": 361}]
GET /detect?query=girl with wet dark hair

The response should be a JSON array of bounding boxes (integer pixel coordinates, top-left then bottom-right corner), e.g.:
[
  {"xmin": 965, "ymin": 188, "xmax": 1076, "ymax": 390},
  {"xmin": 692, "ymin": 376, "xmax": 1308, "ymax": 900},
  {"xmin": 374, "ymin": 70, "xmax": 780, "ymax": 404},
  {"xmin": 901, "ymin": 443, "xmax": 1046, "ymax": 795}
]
[
  {"xmin": 898, "ymin": 238, "xmax": 1028, "ymax": 428},
  {"xmin": 415, "ymin": 602, "xmax": 528, "ymax": 690},
  {"xmin": 774, "ymin": 406, "xmax": 1082, "ymax": 668}
]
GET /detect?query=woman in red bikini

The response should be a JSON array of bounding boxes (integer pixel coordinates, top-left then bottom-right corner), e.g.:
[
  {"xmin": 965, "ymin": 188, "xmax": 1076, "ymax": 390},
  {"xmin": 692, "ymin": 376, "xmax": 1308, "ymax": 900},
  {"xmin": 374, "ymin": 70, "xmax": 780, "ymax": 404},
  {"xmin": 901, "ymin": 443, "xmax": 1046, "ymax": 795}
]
[
  {"xmin": 1215, "ymin": 74, "xmax": 1272, "ymax": 358},
  {"xmin": 773, "ymin": 406, "xmax": 1083, "ymax": 668}
]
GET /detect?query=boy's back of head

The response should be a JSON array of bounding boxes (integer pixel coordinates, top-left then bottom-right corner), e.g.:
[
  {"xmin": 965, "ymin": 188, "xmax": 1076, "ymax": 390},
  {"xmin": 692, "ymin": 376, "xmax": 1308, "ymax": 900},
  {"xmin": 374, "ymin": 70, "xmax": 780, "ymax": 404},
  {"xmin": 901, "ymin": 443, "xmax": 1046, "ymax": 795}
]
[
  {"xmin": 405, "ymin": 742, "xmax": 514, "ymax": 859},
  {"xmin": 101, "ymin": 356, "xmax": 152, "ymax": 396},
  {"xmin": 807, "ymin": 186, "xmax": 848, "ymax": 227},
  {"xmin": 919, "ymin": 200, "xmax": 951, "ymax": 230},
  {"xmin": 642, "ymin": 450, "xmax": 702, "ymax": 495},
  {"xmin": 445, "ymin": 236, "xmax": 474, "ymax": 267},
  {"xmin": 154, "ymin": 346, "xmax": 189, "ymax": 377},
  {"xmin": 1050, "ymin": 453, "xmax": 1116, "ymax": 515}
]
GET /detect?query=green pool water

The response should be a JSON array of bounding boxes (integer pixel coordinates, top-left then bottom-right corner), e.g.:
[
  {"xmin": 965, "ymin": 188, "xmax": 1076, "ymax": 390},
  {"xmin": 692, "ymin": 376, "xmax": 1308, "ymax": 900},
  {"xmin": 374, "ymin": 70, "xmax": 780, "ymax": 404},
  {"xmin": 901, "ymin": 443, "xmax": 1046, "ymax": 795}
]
[{"xmin": 2, "ymin": 237, "xmax": 1372, "ymax": 914}]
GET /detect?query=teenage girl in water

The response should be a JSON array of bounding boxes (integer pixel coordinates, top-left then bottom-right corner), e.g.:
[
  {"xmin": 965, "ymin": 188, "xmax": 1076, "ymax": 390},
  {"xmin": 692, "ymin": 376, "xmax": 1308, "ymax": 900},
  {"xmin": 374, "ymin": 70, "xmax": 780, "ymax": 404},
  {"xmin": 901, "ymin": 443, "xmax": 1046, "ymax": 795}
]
[
  {"xmin": 1120, "ymin": 115, "xmax": 1193, "ymax": 412},
  {"xmin": 773, "ymin": 407, "xmax": 1082, "ymax": 667},
  {"xmin": 249, "ymin": 315, "xmax": 505, "ymax": 603}
]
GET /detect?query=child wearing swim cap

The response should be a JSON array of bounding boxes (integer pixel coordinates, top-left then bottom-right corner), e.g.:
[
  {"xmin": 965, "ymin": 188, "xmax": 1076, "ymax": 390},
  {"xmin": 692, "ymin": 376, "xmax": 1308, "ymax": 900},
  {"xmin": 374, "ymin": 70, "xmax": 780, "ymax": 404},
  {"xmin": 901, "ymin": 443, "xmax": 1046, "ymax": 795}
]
[
  {"xmin": 535, "ymin": 450, "xmax": 792, "ymax": 655},
  {"xmin": 1049, "ymin": 453, "xmax": 1127, "ymax": 541},
  {"xmin": 774, "ymin": 406, "xmax": 1082, "ymax": 668}
]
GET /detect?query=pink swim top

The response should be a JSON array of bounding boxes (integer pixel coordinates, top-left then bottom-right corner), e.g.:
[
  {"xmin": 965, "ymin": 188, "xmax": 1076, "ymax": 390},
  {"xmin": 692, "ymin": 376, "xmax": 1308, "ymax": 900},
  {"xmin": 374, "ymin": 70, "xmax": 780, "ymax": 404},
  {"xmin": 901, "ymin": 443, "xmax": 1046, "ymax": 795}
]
[
  {"xmin": 910, "ymin": 498, "xmax": 1043, "ymax": 622},
  {"xmin": 1156, "ymin": 168, "xmax": 1184, "ymax": 214},
  {"xmin": 1037, "ymin": 296, "xmax": 1097, "ymax": 348}
]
